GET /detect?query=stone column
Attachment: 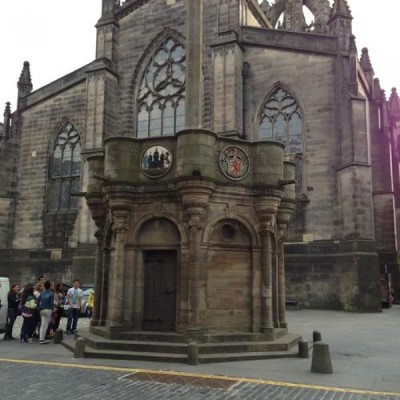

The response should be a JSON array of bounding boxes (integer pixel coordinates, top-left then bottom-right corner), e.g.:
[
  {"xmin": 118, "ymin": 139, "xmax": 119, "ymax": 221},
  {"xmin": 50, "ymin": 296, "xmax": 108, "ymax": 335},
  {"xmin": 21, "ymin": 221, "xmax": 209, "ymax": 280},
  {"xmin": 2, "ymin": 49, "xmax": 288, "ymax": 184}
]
[
  {"xmin": 256, "ymin": 196, "xmax": 280, "ymax": 338},
  {"xmin": 277, "ymin": 226, "xmax": 287, "ymax": 328},
  {"xmin": 259, "ymin": 224, "xmax": 274, "ymax": 335},
  {"xmin": 85, "ymin": 153, "xmax": 106, "ymax": 327},
  {"xmin": 176, "ymin": 180, "xmax": 215, "ymax": 337},
  {"xmin": 100, "ymin": 247, "xmax": 110, "ymax": 325},
  {"xmin": 278, "ymin": 160, "xmax": 296, "ymax": 327},
  {"xmin": 91, "ymin": 229, "xmax": 104, "ymax": 327},
  {"xmin": 186, "ymin": 204, "xmax": 204, "ymax": 328},
  {"xmin": 108, "ymin": 209, "xmax": 130, "ymax": 328}
]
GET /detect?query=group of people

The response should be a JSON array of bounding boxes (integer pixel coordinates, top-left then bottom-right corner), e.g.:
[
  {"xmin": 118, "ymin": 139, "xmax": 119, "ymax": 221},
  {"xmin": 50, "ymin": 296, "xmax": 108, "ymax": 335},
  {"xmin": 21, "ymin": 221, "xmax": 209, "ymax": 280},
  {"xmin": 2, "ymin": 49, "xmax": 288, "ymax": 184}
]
[{"xmin": 3, "ymin": 276, "xmax": 91, "ymax": 344}]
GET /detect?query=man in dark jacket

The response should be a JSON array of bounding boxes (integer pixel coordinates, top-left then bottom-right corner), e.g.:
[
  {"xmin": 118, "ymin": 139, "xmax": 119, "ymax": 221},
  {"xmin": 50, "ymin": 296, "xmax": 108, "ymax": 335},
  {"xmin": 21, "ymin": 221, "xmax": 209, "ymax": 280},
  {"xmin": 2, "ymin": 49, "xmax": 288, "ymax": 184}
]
[
  {"xmin": 4, "ymin": 283, "xmax": 20, "ymax": 340},
  {"xmin": 38, "ymin": 280, "xmax": 54, "ymax": 344}
]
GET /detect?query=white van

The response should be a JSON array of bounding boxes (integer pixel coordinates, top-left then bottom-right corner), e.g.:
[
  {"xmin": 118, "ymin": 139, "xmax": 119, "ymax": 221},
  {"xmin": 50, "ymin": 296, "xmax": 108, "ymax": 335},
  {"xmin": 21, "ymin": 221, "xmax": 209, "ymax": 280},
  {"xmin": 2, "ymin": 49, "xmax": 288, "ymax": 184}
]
[{"xmin": 0, "ymin": 277, "xmax": 10, "ymax": 333}]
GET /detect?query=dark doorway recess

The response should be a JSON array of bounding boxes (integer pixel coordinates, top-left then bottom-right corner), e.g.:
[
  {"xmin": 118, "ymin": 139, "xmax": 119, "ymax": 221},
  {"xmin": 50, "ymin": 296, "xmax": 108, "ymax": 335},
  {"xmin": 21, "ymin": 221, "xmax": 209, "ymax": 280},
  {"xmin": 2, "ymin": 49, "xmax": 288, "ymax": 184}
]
[{"xmin": 143, "ymin": 250, "xmax": 177, "ymax": 332}]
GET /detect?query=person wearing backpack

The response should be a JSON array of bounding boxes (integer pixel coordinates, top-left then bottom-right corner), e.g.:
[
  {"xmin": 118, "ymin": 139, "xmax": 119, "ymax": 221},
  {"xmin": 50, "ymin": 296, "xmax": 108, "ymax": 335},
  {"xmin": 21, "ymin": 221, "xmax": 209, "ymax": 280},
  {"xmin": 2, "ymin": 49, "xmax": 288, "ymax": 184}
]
[
  {"xmin": 38, "ymin": 280, "xmax": 54, "ymax": 344},
  {"xmin": 20, "ymin": 284, "xmax": 37, "ymax": 343}
]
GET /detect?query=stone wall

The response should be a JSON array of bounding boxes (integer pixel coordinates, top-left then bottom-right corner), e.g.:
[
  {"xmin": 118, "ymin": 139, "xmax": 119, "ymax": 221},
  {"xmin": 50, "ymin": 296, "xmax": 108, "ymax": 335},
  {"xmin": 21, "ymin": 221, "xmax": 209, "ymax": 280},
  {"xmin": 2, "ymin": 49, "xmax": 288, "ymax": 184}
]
[
  {"xmin": 12, "ymin": 83, "xmax": 88, "ymax": 250},
  {"xmin": 285, "ymin": 240, "xmax": 380, "ymax": 311},
  {"xmin": 243, "ymin": 44, "xmax": 337, "ymax": 240},
  {"xmin": 0, "ymin": 197, "xmax": 14, "ymax": 248}
]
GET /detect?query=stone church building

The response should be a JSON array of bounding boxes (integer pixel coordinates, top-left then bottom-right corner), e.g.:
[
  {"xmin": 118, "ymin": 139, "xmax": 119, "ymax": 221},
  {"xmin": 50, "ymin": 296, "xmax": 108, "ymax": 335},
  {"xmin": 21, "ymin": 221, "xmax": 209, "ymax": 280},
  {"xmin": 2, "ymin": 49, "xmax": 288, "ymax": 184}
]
[{"xmin": 1, "ymin": 0, "xmax": 400, "ymax": 339}]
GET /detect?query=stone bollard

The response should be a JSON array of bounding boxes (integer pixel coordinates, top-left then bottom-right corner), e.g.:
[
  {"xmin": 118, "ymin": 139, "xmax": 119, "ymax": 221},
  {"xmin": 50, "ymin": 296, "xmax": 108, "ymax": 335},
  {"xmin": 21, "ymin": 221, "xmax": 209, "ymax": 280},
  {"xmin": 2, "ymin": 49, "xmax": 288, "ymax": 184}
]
[
  {"xmin": 187, "ymin": 342, "xmax": 199, "ymax": 366},
  {"xmin": 298, "ymin": 341, "xmax": 309, "ymax": 358},
  {"xmin": 311, "ymin": 342, "xmax": 333, "ymax": 374},
  {"xmin": 313, "ymin": 330, "xmax": 322, "ymax": 342},
  {"xmin": 74, "ymin": 337, "xmax": 86, "ymax": 359},
  {"xmin": 53, "ymin": 328, "xmax": 64, "ymax": 344}
]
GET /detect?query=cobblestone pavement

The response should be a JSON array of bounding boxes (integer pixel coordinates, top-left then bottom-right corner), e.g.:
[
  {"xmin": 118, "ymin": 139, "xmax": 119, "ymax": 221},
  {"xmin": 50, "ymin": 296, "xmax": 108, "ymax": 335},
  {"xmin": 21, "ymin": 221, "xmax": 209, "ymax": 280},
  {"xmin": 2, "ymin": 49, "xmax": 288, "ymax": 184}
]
[
  {"xmin": 2, "ymin": 310, "xmax": 400, "ymax": 399},
  {"xmin": 0, "ymin": 359, "xmax": 399, "ymax": 400}
]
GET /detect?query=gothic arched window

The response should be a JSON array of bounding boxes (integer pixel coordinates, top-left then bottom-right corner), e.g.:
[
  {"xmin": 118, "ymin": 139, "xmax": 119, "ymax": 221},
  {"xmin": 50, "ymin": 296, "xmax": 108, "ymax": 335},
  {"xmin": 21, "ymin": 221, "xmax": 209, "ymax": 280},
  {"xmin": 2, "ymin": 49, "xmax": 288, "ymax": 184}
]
[
  {"xmin": 137, "ymin": 38, "xmax": 186, "ymax": 138},
  {"xmin": 48, "ymin": 122, "xmax": 81, "ymax": 211},
  {"xmin": 259, "ymin": 87, "xmax": 303, "ymax": 191}
]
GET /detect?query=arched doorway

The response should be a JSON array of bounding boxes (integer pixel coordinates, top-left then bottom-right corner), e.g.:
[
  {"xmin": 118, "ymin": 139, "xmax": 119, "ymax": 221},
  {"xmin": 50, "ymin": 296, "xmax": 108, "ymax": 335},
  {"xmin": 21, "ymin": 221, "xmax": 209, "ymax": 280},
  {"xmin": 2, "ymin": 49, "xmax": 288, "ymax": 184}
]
[{"xmin": 137, "ymin": 217, "xmax": 181, "ymax": 331}]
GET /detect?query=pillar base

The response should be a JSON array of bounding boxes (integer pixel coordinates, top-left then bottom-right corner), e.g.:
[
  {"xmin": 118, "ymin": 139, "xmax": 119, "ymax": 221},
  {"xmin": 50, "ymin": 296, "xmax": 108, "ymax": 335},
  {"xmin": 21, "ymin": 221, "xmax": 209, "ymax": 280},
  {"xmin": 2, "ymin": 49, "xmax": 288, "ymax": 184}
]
[
  {"xmin": 260, "ymin": 327, "xmax": 275, "ymax": 340},
  {"xmin": 90, "ymin": 318, "xmax": 103, "ymax": 327},
  {"xmin": 185, "ymin": 326, "xmax": 206, "ymax": 343},
  {"xmin": 108, "ymin": 321, "xmax": 125, "ymax": 331}
]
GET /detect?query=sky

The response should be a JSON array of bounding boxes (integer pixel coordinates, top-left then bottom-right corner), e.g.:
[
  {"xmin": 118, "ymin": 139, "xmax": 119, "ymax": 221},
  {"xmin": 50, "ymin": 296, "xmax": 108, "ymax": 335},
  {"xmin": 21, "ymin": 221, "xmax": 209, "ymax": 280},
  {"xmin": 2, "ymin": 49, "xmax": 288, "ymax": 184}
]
[{"xmin": 0, "ymin": 0, "xmax": 399, "ymax": 113}]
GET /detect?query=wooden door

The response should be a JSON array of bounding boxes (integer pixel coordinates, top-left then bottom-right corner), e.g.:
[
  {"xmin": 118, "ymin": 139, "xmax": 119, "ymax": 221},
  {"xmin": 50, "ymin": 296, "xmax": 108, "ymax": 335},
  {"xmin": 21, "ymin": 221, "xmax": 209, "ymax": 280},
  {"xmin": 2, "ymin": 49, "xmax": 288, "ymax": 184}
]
[{"xmin": 143, "ymin": 251, "xmax": 177, "ymax": 331}]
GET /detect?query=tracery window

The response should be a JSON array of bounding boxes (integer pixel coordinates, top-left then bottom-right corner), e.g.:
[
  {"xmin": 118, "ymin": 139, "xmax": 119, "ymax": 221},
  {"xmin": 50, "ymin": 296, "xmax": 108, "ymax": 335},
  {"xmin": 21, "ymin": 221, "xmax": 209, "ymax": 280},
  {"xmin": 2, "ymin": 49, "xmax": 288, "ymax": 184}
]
[
  {"xmin": 259, "ymin": 87, "xmax": 303, "ymax": 191},
  {"xmin": 48, "ymin": 122, "xmax": 81, "ymax": 211},
  {"xmin": 137, "ymin": 38, "xmax": 186, "ymax": 138}
]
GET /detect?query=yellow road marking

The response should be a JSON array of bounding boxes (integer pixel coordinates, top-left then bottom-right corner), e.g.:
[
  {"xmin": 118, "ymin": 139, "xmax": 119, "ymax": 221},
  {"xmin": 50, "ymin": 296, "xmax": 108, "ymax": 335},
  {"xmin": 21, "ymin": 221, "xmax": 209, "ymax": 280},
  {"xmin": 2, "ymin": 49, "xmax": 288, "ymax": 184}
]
[{"xmin": 0, "ymin": 358, "xmax": 399, "ymax": 397}]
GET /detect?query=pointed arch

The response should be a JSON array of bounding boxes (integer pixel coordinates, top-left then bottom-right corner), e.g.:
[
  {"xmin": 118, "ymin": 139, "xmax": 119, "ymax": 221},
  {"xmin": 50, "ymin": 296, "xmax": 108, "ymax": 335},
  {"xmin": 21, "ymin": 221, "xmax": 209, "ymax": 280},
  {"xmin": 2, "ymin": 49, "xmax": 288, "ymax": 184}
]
[
  {"xmin": 47, "ymin": 120, "xmax": 82, "ymax": 211},
  {"xmin": 131, "ymin": 28, "xmax": 186, "ymax": 138},
  {"xmin": 257, "ymin": 82, "xmax": 304, "ymax": 192},
  {"xmin": 266, "ymin": 0, "xmax": 330, "ymax": 31},
  {"xmin": 266, "ymin": 0, "xmax": 286, "ymax": 27}
]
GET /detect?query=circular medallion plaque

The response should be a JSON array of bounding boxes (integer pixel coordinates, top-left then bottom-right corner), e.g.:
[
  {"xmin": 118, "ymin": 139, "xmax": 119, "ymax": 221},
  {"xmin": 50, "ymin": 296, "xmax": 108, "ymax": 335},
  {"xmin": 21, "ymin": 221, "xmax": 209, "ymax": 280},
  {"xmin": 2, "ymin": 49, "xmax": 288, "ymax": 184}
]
[
  {"xmin": 219, "ymin": 146, "xmax": 250, "ymax": 180},
  {"xmin": 141, "ymin": 145, "xmax": 172, "ymax": 178}
]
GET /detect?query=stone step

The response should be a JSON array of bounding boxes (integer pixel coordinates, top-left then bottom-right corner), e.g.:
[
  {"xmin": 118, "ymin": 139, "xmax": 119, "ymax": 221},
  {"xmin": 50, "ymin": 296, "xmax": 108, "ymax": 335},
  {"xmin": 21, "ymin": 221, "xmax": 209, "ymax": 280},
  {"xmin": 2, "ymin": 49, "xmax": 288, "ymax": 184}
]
[
  {"xmin": 83, "ymin": 348, "xmax": 188, "ymax": 363},
  {"xmin": 80, "ymin": 337, "xmax": 299, "ymax": 355},
  {"xmin": 90, "ymin": 327, "xmax": 288, "ymax": 343},
  {"xmin": 198, "ymin": 348, "xmax": 300, "ymax": 364},
  {"xmin": 205, "ymin": 328, "xmax": 287, "ymax": 343},
  {"xmin": 90, "ymin": 327, "xmax": 187, "ymax": 343},
  {"xmin": 80, "ymin": 347, "xmax": 299, "ymax": 364},
  {"xmin": 87, "ymin": 339, "xmax": 188, "ymax": 354},
  {"xmin": 65, "ymin": 329, "xmax": 302, "ymax": 364},
  {"xmin": 198, "ymin": 334, "xmax": 300, "ymax": 354},
  {"xmin": 73, "ymin": 330, "xmax": 301, "ymax": 358}
]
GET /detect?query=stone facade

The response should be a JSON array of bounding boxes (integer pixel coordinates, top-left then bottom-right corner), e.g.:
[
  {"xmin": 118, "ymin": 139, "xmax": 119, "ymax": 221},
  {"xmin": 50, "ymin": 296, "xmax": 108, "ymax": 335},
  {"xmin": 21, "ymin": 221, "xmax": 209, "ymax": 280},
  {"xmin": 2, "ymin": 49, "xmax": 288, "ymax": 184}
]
[{"xmin": 1, "ymin": 0, "xmax": 400, "ymax": 328}]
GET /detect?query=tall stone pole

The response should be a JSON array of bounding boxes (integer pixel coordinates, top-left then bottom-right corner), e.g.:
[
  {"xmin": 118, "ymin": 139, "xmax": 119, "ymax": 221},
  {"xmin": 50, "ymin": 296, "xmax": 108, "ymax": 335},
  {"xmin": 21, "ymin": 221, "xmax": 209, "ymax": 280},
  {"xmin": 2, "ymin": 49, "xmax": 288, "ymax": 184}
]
[
  {"xmin": 277, "ymin": 224, "xmax": 287, "ymax": 328},
  {"xmin": 259, "ymin": 224, "xmax": 274, "ymax": 336},
  {"xmin": 91, "ymin": 229, "xmax": 104, "ymax": 327},
  {"xmin": 277, "ymin": 159, "xmax": 296, "ymax": 328},
  {"xmin": 256, "ymin": 197, "xmax": 280, "ymax": 339},
  {"xmin": 109, "ymin": 209, "xmax": 130, "ymax": 328},
  {"xmin": 187, "ymin": 204, "xmax": 205, "ymax": 327},
  {"xmin": 85, "ymin": 152, "xmax": 106, "ymax": 328},
  {"xmin": 176, "ymin": 181, "xmax": 215, "ymax": 336},
  {"xmin": 185, "ymin": 0, "xmax": 203, "ymax": 129}
]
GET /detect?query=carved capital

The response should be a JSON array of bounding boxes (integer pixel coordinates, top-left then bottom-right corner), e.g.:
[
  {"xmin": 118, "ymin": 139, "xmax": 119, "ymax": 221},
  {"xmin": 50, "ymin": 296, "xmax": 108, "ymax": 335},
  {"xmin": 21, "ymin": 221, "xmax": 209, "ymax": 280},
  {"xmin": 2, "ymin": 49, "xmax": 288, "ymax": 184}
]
[
  {"xmin": 185, "ymin": 219, "xmax": 204, "ymax": 231},
  {"xmin": 86, "ymin": 194, "xmax": 106, "ymax": 228},
  {"xmin": 255, "ymin": 196, "xmax": 280, "ymax": 226},
  {"xmin": 277, "ymin": 226, "xmax": 287, "ymax": 242},
  {"xmin": 183, "ymin": 200, "xmax": 208, "ymax": 229},
  {"xmin": 258, "ymin": 224, "xmax": 273, "ymax": 237},
  {"xmin": 112, "ymin": 209, "xmax": 130, "ymax": 233}
]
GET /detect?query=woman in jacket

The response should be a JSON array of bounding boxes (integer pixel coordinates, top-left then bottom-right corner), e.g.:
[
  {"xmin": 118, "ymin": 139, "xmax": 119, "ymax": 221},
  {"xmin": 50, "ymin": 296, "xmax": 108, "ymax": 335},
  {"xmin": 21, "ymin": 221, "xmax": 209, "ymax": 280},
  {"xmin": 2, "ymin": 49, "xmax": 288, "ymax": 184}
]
[
  {"xmin": 3, "ymin": 283, "xmax": 20, "ymax": 340},
  {"xmin": 20, "ymin": 284, "xmax": 38, "ymax": 343}
]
